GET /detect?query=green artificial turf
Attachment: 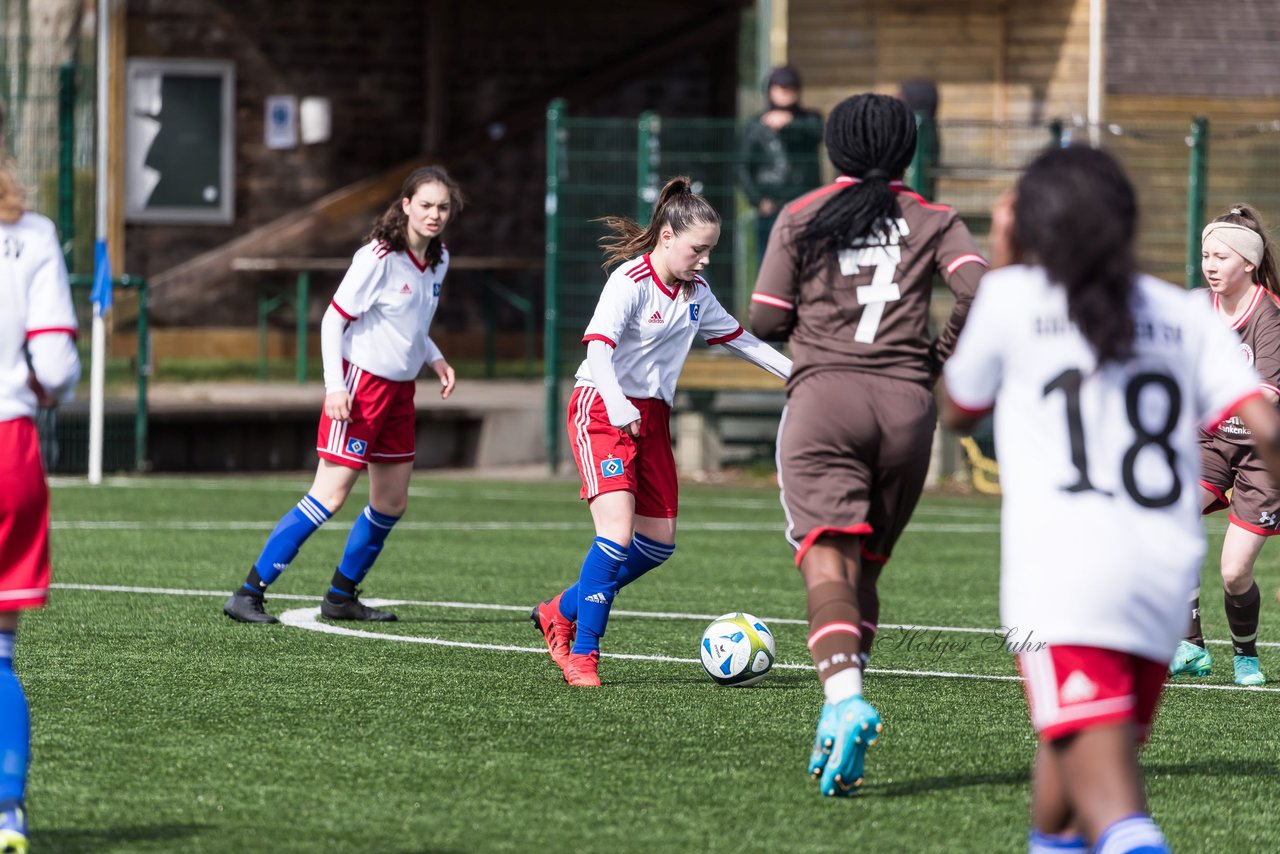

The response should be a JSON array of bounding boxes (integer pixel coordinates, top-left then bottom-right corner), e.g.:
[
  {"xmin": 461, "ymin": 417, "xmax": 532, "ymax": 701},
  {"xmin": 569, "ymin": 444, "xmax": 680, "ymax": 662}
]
[{"xmin": 18, "ymin": 476, "xmax": 1280, "ymax": 852}]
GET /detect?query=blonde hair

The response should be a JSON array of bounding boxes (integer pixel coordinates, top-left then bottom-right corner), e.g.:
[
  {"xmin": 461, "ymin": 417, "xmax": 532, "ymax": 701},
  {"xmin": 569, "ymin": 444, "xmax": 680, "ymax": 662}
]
[
  {"xmin": 0, "ymin": 158, "xmax": 26, "ymax": 224},
  {"xmin": 1211, "ymin": 203, "xmax": 1279, "ymax": 297}
]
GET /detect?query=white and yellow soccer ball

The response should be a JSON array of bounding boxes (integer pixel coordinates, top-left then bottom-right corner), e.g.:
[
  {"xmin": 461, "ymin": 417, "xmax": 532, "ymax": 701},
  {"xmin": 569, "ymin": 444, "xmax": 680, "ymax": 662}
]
[{"xmin": 699, "ymin": 612, "xmax": 775, "ymax": 686}]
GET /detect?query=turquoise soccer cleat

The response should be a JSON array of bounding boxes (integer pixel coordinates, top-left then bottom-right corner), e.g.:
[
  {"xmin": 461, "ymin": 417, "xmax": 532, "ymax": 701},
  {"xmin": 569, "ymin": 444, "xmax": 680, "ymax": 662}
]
[
  {"xmin": 808, "ymin": 702, "xmax": 838, "ymax": 779},
  {"xmin": 817, "ymin": 696, "xmax": 882, "ymax": 797},
  {"xmin": 1167, "ymin": 640, "xmax": 1212, "ymax": 679},
  {"xmin": 0, "ymin": 803, "xmax": 27, "ymax": 854},
  {"xmin": 1234, "ymin": 655, "xmax": 1266, "ymax": 687}
]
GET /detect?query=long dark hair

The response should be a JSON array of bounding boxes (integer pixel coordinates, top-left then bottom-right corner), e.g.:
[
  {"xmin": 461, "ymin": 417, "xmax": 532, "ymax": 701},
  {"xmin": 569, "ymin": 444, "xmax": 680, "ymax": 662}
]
[
  {"xmin": 794, "ymin": 93, "xmax": 917, "ymax": 278},
  {"xmin": 1208, "ymin": 203, "xmax": 1280, "ymax": 297},
  {"xmin": 597, "ymin": 175, "xmax": 720, "ymax": 299},
  {"xmin": 365, "ymin": 165, "xmax": 464, "ymax": 270},
  {"xmin": 1015, "ymin": 146, "xmax": 1137, "ymax": 364}
]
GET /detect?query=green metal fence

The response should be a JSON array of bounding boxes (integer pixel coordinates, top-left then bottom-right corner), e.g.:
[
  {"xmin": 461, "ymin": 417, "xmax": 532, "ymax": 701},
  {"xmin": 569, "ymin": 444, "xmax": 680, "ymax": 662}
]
[{"xmin": 544, "ymin": 104, "xmax": 1280, "ymax": 469}]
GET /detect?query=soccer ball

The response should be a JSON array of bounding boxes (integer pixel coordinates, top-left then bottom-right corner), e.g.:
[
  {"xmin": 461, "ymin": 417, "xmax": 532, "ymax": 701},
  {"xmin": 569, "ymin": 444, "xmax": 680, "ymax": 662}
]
[{"xmin": 699, "ymin": 612, "xmax": 775, "ymax": 686}]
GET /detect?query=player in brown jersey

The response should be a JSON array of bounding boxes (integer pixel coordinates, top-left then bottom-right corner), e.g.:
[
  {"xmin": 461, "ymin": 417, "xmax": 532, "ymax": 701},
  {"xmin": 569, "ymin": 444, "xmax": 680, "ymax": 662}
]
[
  {"xmin": 1169, "ymin": 204, "xmax": 1280, "ymax": 686},
  {"xmin": 748, "ymin": 93, "xmax": 987, "ymax": 797}
]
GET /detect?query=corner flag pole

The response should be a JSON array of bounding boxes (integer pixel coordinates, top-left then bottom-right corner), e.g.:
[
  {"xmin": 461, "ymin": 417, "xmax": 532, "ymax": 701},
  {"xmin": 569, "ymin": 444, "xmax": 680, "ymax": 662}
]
[{"xmin": 88, "ymin": 0, "xmax": 112, "ymax": 484}]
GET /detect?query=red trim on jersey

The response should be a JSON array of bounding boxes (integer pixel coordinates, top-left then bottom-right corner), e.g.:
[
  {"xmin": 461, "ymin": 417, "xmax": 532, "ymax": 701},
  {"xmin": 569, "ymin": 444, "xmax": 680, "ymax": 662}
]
[
  {"xmin": 405, "ymin": 247, "xmax": 430, "ymax": 273},
  {"xmin": 643, "ymin": 254, "xmax": 679, "ymax": 299},
  {"xmin": 946, "ymin": 254, "xmax": 988, "ymax": 275},
  {"xmin": 947, "ymin": 398, "xmax": 995, "ymax": 419},
  {"xmin": 25, "ymin": 327, "xmax": 77, "ymax": 341},
  {"xmin": 1212, "ymin": 285, "xmax": 1265, "ymax": 330},
  {"xmin": 1260, "ymin": 382, "xmax": 1280, "ymax": 398},
  {"xmin": 581, "ymin": 334, "xmax": 617, "ymax": 348},
  {"xmin": 1199, "ymin": 479, "xmax": 1230, "ymax": 514},
  {"xmin": 625, "ymin": 259, "xmax": 647, "ymax": 279},
  {"xmin": 374, "ymin": 241, "xmax": 392, "ymax": 258},
  {"xmin": 787, "ymin": 180, "xmax": 853, "ymax": 214},
  {"xmin": 751, "ymin": 292, "xmax": 795, "ymax": 311},
  {"xmin": 807, "ymin": 621, "xmax": 862, "ymax": 648},
  {"xmin": 1228, "ymin": 512, "xmax": 1280, "ymax": 536},
  {"xmin": 330, "ymin": 300, "xmax": 356, "ymax": 321},
  {"xmin": 1204, "ymin": 389, "xmax": 1262, "ymax": 433},
  {"xmin": 706, "ymin": 327, "xmax": 744, "ymax": 346},
  {"xmin": 794, "ymin": 523, "xmax": 874, "ymax": 567},
  {"xmin": 893, "ymin": 187, "xmax": 953, "ymax": 211}
]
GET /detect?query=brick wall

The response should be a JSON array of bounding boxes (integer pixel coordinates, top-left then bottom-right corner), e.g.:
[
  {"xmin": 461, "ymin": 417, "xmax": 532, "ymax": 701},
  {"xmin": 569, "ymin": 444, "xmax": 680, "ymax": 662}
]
[
  {"xmin": 128, "ymin": 0, "xmax": 742, "ymax": 326},
  {"xmin": 1108, "ymin": 0, "xmax": 1280, "ymax": 97},
  {"xmin": 125, "ymin": 0, "xmax": 428, "ymax": 283}
]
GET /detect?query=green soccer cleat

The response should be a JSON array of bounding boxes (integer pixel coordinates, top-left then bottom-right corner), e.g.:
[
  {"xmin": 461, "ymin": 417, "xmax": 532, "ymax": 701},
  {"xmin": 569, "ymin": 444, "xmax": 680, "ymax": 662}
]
[
  {"xmin": 817, "ymin": 696, "xmax": 882, "ymax": 798},
  {"xmin": 1168, "ymin": 640, "xmax": 1212, "ymax": 679},
  {"xmin": 1234, "ymin": 655, "xmax": 1266, "ymax": 687}
]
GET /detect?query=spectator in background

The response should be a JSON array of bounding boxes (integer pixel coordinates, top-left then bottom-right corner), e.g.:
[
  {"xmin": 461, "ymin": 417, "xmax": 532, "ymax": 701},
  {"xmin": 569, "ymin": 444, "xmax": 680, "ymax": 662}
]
[
  {"xmin": 738, "ymin": 65, "xmax": 824, "ymax": 263},
  {"xmin": 898, "ymin": 80, "xmax": 940, "ymax": 201}
]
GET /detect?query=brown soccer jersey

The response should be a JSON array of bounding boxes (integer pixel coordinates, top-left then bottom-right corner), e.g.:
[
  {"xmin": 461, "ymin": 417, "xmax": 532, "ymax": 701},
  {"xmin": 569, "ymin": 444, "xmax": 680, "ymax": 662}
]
[
  {"xmin": 749, "ymin": 178, "xmax": 986, "ymax": 387},
  {"xmin": 1206, "ymin": 285, "xmax": 1280, "ymax": 444}
]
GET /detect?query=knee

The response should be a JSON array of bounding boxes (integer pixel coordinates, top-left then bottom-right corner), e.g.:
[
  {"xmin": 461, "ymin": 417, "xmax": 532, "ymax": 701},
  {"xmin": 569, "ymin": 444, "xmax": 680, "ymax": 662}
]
[
  {"xmin": 1221, "ymin": 565, "xmax": 1255, "ymax": 595},
  {"xmin": 313, "ymin": 489, "xmax": 348, "ymax": 515},
  {"xmin": 373, "ymin": 496, "xmax": 407, "ymax": 517}
]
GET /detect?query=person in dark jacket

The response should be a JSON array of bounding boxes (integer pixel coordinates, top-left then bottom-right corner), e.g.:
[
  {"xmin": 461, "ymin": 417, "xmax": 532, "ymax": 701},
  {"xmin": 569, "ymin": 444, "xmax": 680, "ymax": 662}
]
[{"xmin": 738, "ymin": 65, "xmax": 824, "ymax": 262}]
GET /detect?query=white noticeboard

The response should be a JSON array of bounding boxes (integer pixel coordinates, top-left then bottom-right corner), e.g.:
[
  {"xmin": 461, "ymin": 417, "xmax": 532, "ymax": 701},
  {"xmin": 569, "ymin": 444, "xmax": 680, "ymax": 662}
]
[{"xmin": 265, "ymin": 95, "xmax": 299, "ymax": 149}]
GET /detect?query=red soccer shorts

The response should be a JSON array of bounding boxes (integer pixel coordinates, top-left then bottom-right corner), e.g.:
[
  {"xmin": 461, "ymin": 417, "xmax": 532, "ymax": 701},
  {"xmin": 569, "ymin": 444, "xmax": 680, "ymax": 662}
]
[
  {"xmin": 0, "ymin": 417, "xmax": 51, "ymax": 611},
  {"xmin": 316, "ymin": 361, "xmax": 416, "ymax": 470},
  {"xmin": 566, "ymin": 386, "xmax": 678, "ymax": 518},
  {"xmin": 1018, "ymin": 645, "xmax": 1167, "ymax": 744}
]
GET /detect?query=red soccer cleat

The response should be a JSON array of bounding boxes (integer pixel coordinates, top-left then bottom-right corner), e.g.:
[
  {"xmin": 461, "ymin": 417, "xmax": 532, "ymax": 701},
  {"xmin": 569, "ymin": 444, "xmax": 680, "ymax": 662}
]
[
  {"xmin": 531, "ymin": 592, "xmax": 575, "ymax": 670},
  {"xmin": 562, "ymin": 651, "xmax": 601, "ymax": 687}
]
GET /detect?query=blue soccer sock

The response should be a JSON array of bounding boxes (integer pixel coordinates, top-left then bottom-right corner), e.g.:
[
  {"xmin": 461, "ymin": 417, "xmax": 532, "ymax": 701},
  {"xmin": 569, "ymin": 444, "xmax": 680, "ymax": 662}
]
[
  {"xmin": 247, "ymin": 494, "xmax": 332, "ymax": 590},
  {"xmin": 569, "ymin": 537, "xmax": 629, "ymax": 654},
  {"xmin": 1028, "ymin": 829, "xmax": 1087, "ymax": 853},
  {"xmin": 1094, "ymin": 814, "xmax": 1170, "ymax": 854},
  {"xmin": 0, "ymin": 633, "xmax": 29, "ymax": 807},
  {"xmin": 330, "ymin": 505, "xmax": 400, "ymax": 597},
  {"xmin": 559, "ymin": 534, "xmax": 675, "ymax": 622}
]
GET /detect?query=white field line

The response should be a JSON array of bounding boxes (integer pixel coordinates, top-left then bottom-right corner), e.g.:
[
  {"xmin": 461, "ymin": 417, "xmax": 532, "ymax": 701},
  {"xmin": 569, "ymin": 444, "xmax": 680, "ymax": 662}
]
[
  {"xmin": 48, "ymin": 583, "xmax": 1280, "ymax": 692},
  {"xmin": 49, "ymin": 519, "xmax": 1002, "ymax": 533}
]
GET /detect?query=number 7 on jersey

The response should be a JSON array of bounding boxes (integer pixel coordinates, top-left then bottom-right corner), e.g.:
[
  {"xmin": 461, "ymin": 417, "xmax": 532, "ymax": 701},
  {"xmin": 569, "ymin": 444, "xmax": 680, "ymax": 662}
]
[{"xmin": 838, "ymin": 218, "xmax": 908, "ymax": 344}]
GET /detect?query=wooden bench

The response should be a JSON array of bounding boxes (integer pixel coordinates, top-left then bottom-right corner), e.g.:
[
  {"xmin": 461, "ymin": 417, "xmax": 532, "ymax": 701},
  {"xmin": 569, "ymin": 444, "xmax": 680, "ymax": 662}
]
[
  {"xmin": 673, "ymin": 350, "xmax": 787, "ymax": 473},
  {"xmin": 230, "ymin": 255, "xmax": 543, "ymax": 382}
]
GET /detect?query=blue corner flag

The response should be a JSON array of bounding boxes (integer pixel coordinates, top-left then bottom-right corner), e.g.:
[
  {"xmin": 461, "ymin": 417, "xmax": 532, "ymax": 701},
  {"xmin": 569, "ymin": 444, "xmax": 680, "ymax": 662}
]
[{"xmin": 91, "ymin": 238, "xmax": 112, "ymax": 315}]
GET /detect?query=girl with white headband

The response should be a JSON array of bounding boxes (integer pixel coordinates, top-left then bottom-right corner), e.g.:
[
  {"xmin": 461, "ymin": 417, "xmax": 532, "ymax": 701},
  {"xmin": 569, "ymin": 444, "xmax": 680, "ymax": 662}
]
[{"xmin": 1169, "ymin": 203, "xmax": 1280, "ymax": 686}]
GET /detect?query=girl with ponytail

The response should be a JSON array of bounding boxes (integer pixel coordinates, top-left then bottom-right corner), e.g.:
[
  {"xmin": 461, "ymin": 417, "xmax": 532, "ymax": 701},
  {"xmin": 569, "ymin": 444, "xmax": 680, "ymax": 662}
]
[
  {"xmin": 1169, "ymin": 201, "xmax": 1280, "ymax": 688},
  {"xmin": 530, "ymin": 176, "xmax": 793, "ymax": 687},
  {"xmin": 749, "ymin": 92, "xmax": 989, "ymax": 798},
  {"xmin": 944, "ymin": 147, "xmax": 1280, "ymax": 852}
]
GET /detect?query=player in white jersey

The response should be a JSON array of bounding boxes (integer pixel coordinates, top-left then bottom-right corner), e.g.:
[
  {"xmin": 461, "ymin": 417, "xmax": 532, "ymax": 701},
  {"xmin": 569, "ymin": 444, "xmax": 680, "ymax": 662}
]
[
  {"xmin": 944, "ymin": 147, "xmax": 1280, "ymax": 854},
  {"xmin": 530, "ymin": 176, "xmax": 792, "ymax": 687},
  {"xmin": 224, "ymin": 166, "xmax": 461, "ymax": 624},
  {"xmin": 0, "ymin": 123, "xmax": 80, "ymax": 850}
]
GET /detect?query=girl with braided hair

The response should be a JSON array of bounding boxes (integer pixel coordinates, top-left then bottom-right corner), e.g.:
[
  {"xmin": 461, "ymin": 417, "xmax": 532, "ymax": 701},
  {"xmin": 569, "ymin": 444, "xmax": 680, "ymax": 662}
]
[
  {"xmin": 749, "ymin": 93, "xmax": 987, "ymax": 797},
  {"xmin": 1168, "ymin": 203, "xmax": 1280, "ymax": 685}
]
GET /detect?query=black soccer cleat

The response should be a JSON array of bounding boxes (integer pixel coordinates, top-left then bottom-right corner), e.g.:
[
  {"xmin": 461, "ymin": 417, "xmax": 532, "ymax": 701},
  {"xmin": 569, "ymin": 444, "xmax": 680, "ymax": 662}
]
[
  {"xmin": 320, "ymin": 589, "xmax": 397, "ymax": 622},
  {"xmin": 223, "ymin": 588, "xmax": 279, "ymax": 624}
]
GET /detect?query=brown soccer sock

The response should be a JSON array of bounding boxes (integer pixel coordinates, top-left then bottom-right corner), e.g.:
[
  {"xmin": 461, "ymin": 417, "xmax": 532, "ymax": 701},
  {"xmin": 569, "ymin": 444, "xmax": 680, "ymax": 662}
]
[
  {"xmin": 1225, "ymin": 583, "xmax": 1261, "ymax": 657},
  {"xmin": 856, "ymin": 559, "xmax": 884, "ymax": 664},
  {"xmin": 806, "ymin": 581, "xmax": 862, "ymax": 685}
]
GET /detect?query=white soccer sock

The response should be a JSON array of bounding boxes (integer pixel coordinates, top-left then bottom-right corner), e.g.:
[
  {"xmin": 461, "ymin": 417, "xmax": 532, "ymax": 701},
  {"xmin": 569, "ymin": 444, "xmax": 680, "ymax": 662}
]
[
  {"xmin": 823, "ymin": 667, "xmax": 863, "ymax": 704},
  {"xmin": 1095, "ymin": 814, "xmax": 1169, "ymax": 854}
]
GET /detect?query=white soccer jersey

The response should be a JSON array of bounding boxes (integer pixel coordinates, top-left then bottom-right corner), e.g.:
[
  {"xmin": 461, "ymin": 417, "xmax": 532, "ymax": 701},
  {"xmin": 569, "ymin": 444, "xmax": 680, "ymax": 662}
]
[
  {"xmin": 945, "ymin": 266, "xmax": 1260, "ymax": 663},
  {"xmin": 329, "ymin": 240, "xmax": 448, "ymax": 382},
  {"xmin": 0, "ymin": 213, "xmax": 78, "ymax": 421},
  {"xmin": 575, "ymin": 254, "xmax": 744, "ymax": 404}
]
